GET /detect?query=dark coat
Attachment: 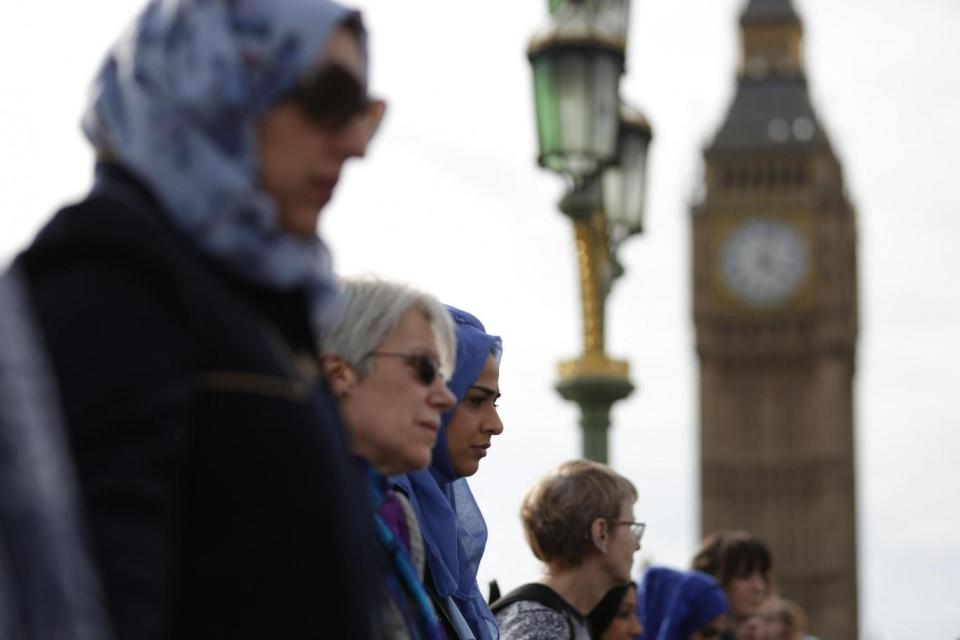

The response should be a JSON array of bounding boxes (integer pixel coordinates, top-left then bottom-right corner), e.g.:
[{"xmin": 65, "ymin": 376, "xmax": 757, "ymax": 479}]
[{"xmin": 16, "ymin": 165, "xmax": 376, "ymax": 640}]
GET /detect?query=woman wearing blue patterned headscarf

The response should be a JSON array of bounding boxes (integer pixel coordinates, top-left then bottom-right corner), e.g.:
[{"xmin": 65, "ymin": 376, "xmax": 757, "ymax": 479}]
[
  {"xmin": 14, "ymin": 0, "xmax": 384, "ymax": 638},
  {"xmin": 81, "ymin": 0, "xmax": 384, "ymax": 325},
  {"xmin": 393, "ymin": 306, "xmax": 504, "ymax": 640}
]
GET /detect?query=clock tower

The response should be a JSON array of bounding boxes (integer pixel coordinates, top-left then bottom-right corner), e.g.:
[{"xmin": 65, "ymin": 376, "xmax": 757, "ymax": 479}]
[{"xmin": 693, "ymin": 1, "xmax": 859, "ymax": 638}]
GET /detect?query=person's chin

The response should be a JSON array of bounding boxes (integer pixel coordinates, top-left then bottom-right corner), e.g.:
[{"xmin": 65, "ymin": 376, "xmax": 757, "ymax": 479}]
[
  {"xmin": 404, "ymin": 448, "xmax": 433, "ymax": 473},
  {"xmin": 610, "ymin": 568, "xmax": 630, "ymax": 586},
  {"xmin": 452, "ymin": 462, "xmax": 480, "ymax": 478},
  {"xmin": 278, "ymin": 203, "xmax": 323, "ymax": 237}
]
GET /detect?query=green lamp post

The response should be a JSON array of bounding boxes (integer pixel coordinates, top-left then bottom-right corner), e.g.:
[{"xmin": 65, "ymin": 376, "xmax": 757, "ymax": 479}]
[{"xmin": 528, "ymin": 0, "xmax": 653, "ymax": 463}]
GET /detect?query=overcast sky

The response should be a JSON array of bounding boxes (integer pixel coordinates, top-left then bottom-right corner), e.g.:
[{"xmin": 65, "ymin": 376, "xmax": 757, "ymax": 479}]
[{"xmin": 2, "ymin": 1, "xmax": 958, "ymax": 638}]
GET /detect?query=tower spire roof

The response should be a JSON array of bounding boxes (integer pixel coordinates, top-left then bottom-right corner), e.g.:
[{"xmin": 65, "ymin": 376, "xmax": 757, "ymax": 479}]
[
  {"xmin": 740, "ymin": 0, "xmax": 799, "ymax": 25},
  {"xmin": 708, "ymin": 0, "xmax": 827, "ymax": 155}
]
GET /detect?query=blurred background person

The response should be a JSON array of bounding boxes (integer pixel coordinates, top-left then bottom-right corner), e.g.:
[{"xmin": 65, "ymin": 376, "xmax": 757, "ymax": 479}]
[
  {"xmin": 0, "ymin": 268, "xmax": 111, "ymax": 639},
  {"xmin": 11, "ymin": 0, "xmax": 385, "ymax": 637},
  {"xmin": 759, "ymin": 596, "xmax": 808, "ymax": 640},
  {"xmin": 692, "ymin": 531, "xmax": 772, "ymax": 639},
  {"xmin": 393, "ymin": 306, "xmax": 504, "ymax": 639},
  {"xmin": 733, "ymin": 616, "xmax": 763, "ymax": 640},
  {"xmin": 320, "ymin": 276, "xmax": 457, "ymax": 640},
  {"xmin": 491, "ymin": 460, "xmax": 642, "ymax": 640},
  {"xmin": 587, "ymin": 583, "xmax": 643, "ymax": 640},
  {"xmin": 636, "ymin": 567, "xmax": 728, "ymax": 640}
]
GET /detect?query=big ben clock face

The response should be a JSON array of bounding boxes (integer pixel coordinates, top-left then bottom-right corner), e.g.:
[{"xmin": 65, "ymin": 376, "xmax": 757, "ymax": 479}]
[{"xmin": 719, "ymin": 217, "xmax": 809, "ymax": 306}]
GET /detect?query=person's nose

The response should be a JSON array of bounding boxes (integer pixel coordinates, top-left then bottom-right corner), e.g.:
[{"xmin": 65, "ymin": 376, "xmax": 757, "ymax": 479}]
[
  {"xmin": 431, "ymin": 378, "xmax": 456, "ymax": 412},
  {"xmin": 337, "ymin": 120, "xmax": 371, "ymax": 159},
  {"xmin": 750, "ymin": 573, "xmax": 766, "ymax": 594},
  {"xmin": 336, "ymin": 100, "xmax": 385, "ymax": 159},
  {"xmin": 484, "ymin": 408, "xmax": 504, "ymax": 436}
]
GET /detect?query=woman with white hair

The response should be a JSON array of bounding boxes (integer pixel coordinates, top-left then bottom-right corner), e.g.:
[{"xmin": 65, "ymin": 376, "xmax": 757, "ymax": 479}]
[{"xmin": 321, "ymin": 276, "xmax": 458, "ymax": 640}]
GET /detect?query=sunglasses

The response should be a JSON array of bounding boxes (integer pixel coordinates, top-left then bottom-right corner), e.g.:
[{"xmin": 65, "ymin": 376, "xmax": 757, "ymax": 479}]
[
  {"xmin": 285, "ymin": 64, "xmax": 383, "ymax": 130},
  {"xmin": 366, "ymin": 351, "xmax": 442, "ymax": 386}
]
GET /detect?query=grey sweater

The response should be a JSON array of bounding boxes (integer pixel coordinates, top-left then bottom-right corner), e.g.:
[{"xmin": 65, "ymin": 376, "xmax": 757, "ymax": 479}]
[{"xmin": 495, "ymin": 600, "xmax": 592, "ymax": 640}]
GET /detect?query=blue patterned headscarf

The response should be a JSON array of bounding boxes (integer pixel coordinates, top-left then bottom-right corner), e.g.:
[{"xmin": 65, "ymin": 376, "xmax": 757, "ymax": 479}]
[
  {"xmin": 393, "ymin": 307, "xmax": 502, "ymax": 640},
  {"xmin": 637, "ymin": 567, "xmax": 729, "ymax": 640},
  {"xmin": 82, "ymin": 0, "xmax": 364, "ymax": 331}
]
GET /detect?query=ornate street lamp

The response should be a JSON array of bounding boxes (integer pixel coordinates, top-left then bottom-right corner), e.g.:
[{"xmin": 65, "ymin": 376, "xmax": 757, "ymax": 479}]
[
  {"xmin": 549, "ymin": 0, "xmax": 631, "ymax": 41},
  {"xmin": 529, "ymin": 0, "xmax": 653, "ymax": 463},
  {"xmin": 604, "ymin": 103, "xmax": 653, "ymax": 247},
  {"xmin": 528, "ymin": 0, "xmax": 625, "ymax": 177}
]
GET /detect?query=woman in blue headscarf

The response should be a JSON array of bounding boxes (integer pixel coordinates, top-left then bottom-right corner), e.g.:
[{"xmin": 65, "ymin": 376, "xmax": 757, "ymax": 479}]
[
  {"xmin": 393, "ymin": 307, "xmax": 505, "ymax": 640},
  {"xmin": 14, "ymin": 1, "xmax": 384, "ymax": 638},
  {"xmin": 637, "ymin": 567, "xmax": 729, "ymax": 640}
]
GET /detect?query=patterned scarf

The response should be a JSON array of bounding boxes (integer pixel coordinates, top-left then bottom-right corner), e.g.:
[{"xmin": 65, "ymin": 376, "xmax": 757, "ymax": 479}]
[{"xmin": 81, "ymin": 0, "xmax": 365, "ymax": 332}]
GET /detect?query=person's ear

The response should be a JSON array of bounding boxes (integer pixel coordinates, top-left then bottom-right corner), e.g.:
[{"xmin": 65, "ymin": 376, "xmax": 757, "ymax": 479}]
[
  {"xmin": 320, "ymin": 354, "xmax": 358, "ymax": 398},
  {"xmin": 590, "ymin": 517, "xmax": 609, "ymax": 554}
]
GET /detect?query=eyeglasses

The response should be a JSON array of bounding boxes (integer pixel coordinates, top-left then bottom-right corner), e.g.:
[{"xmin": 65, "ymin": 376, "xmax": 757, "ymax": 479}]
[
  {"xmin": 366, "ymin": 351, "xmax": 442, "ymax": 386},
  {"xmin": 611, "ymin": 520, "xmax": 646, "ymax": 543},
  {"xmin": 285, "ymin": 64, "xmax": 384, "ymax": 131}
]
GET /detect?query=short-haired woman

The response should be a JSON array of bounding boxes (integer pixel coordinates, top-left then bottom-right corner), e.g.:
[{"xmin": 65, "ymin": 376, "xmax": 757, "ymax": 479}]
[
  {"xmin": 692, "ymin": 531, "xmax": 772, "ymax": 639},
  {"xmin": 492, "ymin": 460, "xmax": 643, "ymax": 640},
  {"xmin": 321, "ymin": 276, "xmax": 457, "ymax": 640}
]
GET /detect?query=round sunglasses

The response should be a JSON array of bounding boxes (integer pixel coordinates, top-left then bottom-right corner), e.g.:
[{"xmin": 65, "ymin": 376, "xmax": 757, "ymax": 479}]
[{"xmin": 366, "ymin": 351, "xmax": 442, "ymax": 386}]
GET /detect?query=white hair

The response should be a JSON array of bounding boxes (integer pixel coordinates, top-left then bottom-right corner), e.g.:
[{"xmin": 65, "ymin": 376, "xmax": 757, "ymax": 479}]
[{"xmin": 321, "ymin": 276, "xmax": 456, "ymax": 379}]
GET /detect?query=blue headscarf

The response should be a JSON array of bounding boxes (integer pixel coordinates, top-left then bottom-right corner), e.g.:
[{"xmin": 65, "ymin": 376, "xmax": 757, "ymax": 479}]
[
  {"xmin": 637, "ymin": 567, "xmax": 729, "ymax": 640},
  {"xmin": 393, "ymin": 306, "xmax": 502, "ymax": 640},
  {"xmin": 82, "ymin": 0, "xmax": 364, "ymax": 331}
]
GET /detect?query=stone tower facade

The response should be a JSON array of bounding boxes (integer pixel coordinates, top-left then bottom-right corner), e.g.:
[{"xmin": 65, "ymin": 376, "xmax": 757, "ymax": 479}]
[{"xmin": 692, "ymin": 1, "xmax": 859, "ymax": 637}]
